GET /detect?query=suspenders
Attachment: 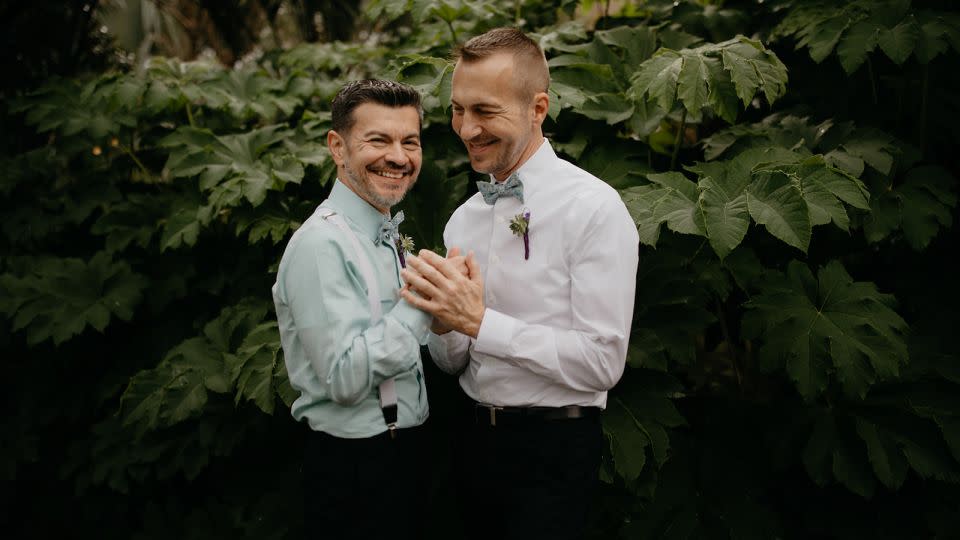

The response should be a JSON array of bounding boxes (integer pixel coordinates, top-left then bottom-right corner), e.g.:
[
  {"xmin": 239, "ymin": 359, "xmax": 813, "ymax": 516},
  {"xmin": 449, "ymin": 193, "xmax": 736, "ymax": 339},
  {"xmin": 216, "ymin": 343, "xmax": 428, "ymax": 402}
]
[{"xmin": 319, "ymin": 207, "xmax": 401, "ymax": 437}]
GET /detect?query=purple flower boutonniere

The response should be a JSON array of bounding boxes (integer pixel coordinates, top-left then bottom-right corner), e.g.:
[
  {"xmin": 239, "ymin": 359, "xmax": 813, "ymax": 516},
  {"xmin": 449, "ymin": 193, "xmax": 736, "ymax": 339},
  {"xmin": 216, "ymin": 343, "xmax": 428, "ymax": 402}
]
[
  {"xmin": 508, "ymin": 209, "xmax": 531, "ymax": 260},
  {"xmin": 396, "ymin": 234, "xmax": 415, "ymax": 268}
]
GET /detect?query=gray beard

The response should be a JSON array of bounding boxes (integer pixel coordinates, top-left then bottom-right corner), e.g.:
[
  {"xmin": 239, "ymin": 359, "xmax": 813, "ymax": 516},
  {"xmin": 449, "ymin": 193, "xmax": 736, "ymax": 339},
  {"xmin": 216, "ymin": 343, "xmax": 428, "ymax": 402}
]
[{"xmin": 342, "ymin": 160, "xmax": 408, "ymax": 210}]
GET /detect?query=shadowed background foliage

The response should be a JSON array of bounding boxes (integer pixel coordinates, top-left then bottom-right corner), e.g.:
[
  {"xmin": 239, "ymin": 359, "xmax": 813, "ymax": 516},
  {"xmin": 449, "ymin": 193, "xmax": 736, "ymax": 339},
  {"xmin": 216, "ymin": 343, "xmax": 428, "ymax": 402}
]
[{"xmin": 2, "ymin": 1, "xmax": 959, "ymax": 538}]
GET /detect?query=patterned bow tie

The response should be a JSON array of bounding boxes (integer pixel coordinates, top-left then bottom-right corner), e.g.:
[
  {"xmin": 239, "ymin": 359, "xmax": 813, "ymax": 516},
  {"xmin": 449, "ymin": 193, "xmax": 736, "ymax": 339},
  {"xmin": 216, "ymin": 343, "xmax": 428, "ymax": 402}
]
[
  {"xmin": 477, "ymin": 173, "xmax": 524, "ymax": 205},
  {"xmin": 378, "ymin": 211, "xmax": 404, "ymax": 246}
]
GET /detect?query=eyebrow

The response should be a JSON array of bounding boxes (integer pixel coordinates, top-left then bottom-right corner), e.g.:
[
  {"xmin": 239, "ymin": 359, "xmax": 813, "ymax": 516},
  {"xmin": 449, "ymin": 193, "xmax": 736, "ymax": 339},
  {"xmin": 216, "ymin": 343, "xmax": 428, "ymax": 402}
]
[
  {"xmin": 360, "ymin": 130, "xmax": 420, "ymax": 139},
  {"xmin": 451, "ymin": 99, "xmax": 502, "ymax": 110}
]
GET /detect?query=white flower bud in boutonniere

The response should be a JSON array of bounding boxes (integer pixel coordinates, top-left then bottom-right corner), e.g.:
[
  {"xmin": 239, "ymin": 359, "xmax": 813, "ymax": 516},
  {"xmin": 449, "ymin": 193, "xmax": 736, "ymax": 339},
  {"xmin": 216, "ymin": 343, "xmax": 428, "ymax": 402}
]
[
  {"xmin": 509, "ymin": 209, "xmax": 531, "ymax": 260},
  {"xmin": 396, "ymin": 234, "xmax": 415, "ymax": 268}
]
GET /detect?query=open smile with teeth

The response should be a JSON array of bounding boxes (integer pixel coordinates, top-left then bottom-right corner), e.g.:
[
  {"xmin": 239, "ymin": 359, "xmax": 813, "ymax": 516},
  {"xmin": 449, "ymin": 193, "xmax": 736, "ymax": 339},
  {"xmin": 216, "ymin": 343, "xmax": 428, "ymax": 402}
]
[{"xmin": 371, "ymin": 169, "xmax": 407, "ymax": 179}]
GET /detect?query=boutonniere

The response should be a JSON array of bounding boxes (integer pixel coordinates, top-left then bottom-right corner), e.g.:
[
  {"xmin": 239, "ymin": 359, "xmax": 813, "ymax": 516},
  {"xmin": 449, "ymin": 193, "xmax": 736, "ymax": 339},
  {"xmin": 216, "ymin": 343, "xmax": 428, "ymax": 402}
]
[
  {"xmin": 396, "ymin": 234, "xmax": 415, "ymax": 268},
  {"xmin": 508, "ymin": 209, "xmax": 531, "ymax": 260}
]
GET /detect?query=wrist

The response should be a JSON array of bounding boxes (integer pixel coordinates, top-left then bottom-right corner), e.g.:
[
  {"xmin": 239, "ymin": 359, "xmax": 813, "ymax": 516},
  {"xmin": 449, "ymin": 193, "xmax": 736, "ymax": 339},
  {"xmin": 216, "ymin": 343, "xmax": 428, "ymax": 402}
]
[
  {"xmin": 431, "ymin": 319, "xmax": 451, "ymax": 335},
  {"xmin": 463, "ymin": 308, "xmax": 485, "ymax": 339}
]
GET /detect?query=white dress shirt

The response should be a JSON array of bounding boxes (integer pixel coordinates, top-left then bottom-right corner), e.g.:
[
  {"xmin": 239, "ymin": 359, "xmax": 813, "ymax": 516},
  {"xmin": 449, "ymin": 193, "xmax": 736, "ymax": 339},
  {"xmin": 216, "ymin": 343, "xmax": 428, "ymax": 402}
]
[{"xmin": 427, "ymin": 139, "xmax": 639, "ymax": 409}]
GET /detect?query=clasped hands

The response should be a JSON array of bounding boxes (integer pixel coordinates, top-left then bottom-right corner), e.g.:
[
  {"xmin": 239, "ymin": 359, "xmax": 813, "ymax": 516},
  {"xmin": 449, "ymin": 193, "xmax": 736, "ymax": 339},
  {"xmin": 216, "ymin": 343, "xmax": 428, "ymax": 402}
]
[{"xmin": 400, "ymin": 248, "xmax": 485, "ymax": 338}]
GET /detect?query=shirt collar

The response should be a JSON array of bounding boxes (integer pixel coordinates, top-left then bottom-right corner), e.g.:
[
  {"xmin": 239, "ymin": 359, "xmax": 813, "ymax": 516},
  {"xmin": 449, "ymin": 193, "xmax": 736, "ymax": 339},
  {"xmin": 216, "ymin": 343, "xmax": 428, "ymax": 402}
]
[
  {"xmin": 325, "ymin": 179, "xmax": 393, "ymax": 243},
  {"xmin": 486, "ymin": 138, "xmax": 556, "ymax": 200}
]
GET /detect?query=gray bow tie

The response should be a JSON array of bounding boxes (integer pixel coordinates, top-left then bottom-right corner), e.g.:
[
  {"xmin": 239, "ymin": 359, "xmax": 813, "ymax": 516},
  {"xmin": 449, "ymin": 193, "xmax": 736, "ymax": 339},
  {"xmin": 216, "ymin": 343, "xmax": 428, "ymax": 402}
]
[
  {"xmin": 378, "ymin": 211, "xmax": 404, "ymax": 245},
  {"xmin": 477, "ymin": 173, "xmax": 524, "ymax": 205}
]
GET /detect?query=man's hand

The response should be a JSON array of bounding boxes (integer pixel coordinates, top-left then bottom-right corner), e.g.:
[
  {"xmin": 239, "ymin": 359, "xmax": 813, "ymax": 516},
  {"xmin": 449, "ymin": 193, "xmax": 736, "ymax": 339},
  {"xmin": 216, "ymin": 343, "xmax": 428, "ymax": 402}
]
[
  {"xmin": 400, "ymin": 249, "xmax": 485, "ymax": 338},
  {"xmin": 403, "ymin": 248, "xmax": 466, "ymax": 335}
]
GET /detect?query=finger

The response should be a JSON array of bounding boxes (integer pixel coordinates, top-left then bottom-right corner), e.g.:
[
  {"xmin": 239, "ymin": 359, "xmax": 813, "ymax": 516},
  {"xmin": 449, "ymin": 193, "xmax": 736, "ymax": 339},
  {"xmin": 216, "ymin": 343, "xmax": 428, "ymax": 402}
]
[
  {"xmin": 447, "ymin": 255, "xmax": 468, "ymax": 276},
  {"xmin": 447, "ymin": 247, "xmax": 462, "ymax": 258},
  {"xmin": 400, "ymin": 288, "xmax": 439, "ymax": 313},
  {"xmin": 406, "ymin": 255, "xmax": 452, "ymax": 288},
  {"xmin": 402, "ymin": 283, "xmax": 431, "ymax": 301},
  {"xmin": 401, "ymin": 268, "xmax": 443, "ymax": 299},
  {"xmin": 466, "ymin": 251, "xmax": 483, "ymax": 284},
  {"xmin": 420, "ymin": 249, "xmax": 464, "ymax": 281}
]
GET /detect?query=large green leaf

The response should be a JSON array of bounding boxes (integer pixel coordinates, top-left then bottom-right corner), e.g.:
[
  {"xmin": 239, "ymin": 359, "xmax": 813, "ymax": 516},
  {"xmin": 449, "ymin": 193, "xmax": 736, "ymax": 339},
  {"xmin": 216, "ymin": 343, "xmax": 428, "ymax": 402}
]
[
  {"xmin": 0, "ymin": 253, "xmax": 147, "ymax": 345},
  {"xmin": 620, "ymin": 173, "xmax": 706, "ymax": 247},
  {"xmin": 227, "ymin": 321, "xmax": 287, "ymax": 415},
  {"xmin": 630, "ymin": 36, "xmax": 787, "ymax": 123},
  {"xmin": 603, "ymin": 397, "xmax": 649, "ymax": 483},
  {"xmin": 628, "ymin": 241, "xmax": 718, "ymax": 370},
  {"xmin": 746, "ymin": 171, "xmax": 811, "ymax": 253},
  {"xmin": 159, "ymin": 125, "xmax": 302, "ymax": 210},
  {"xmin": 120, "ymin": 299, "xmax": 271, "ymax": 434},
  {"xmin": 878, "ymin": 16, "xmax": 920, "ymax": 65},
  {"xmin": 604, "ymin": 371, "xmax": 686, "ymax": 484},
  {"xmin": 837, "ymin": 21, "xmax": 881, "ymax": 73},
  {"xmin": 629, "ymin": 51, "xmax": 682, "ymax": 112},
  {"xmin": 743, "ymin": 260, "xmax": 908, "ymax": 400},
  {"xmin": 687, "ymin": 155, "xmax": 757, "ymax": 259},
  {"xmin": 863, "ymin": 165, "xmax": 957, "ymax": 249}
]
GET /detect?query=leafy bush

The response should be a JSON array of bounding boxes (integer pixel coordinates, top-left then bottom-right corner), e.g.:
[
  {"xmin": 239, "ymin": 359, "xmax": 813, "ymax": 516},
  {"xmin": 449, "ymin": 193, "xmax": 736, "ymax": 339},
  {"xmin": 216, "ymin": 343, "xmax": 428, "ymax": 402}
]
[{"xmin": 2, "ymin": 1, "xmax": 959, "ymax": 538}]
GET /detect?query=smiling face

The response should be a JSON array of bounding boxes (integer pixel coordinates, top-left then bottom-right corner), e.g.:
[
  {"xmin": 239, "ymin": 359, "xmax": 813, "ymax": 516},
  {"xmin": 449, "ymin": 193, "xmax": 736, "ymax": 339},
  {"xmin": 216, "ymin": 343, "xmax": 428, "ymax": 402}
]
[
  {"xmin": 328, "ymin": 102, "xmax": 422, "ymax": 213},
  {"xmin": 451, "ymin": 52, "xmax": 549, "ymax": 182}
]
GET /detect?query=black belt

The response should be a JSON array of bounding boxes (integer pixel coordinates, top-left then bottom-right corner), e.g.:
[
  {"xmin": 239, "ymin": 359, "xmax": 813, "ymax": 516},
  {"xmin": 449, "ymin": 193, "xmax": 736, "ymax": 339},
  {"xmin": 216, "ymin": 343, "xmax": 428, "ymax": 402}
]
[
  {"xmin": 472, "ymin": 402, "xmax": 600, "ymax": 427},
  {"xmin": 306, "ymin": 421, "xmax": 426, "ymax": 442}
]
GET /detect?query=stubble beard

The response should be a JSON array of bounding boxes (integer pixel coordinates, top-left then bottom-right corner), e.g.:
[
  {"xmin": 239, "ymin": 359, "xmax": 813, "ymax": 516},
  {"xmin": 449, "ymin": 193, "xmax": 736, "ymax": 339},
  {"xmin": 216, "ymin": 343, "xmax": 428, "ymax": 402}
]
[
  {"xmin": 470, "ymin": 133, "xmax": 526, "ymax": 181},
  {"xmin": 342, "ymin": 159, "xmax": 412, "ymax": 211}
]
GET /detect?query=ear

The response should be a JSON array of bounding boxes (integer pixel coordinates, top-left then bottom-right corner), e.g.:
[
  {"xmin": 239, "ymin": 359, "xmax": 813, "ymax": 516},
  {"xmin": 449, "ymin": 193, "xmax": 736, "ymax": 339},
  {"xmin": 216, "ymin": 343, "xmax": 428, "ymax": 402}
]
[
  {"xmin": 327, "ymin": 130, "xmax": 345, "ymax": 165},
  {"xmin": 531, "ymin": 91, "xmax": 549, "ymax": 126}
]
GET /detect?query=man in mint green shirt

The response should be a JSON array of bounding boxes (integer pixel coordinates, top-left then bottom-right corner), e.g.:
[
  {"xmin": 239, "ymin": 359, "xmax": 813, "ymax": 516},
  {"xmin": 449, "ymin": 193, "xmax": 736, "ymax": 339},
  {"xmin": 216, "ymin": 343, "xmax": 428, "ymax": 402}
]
[{"xmin": 271, "ymin": 79, "xmax": 433, "ymax": 539}]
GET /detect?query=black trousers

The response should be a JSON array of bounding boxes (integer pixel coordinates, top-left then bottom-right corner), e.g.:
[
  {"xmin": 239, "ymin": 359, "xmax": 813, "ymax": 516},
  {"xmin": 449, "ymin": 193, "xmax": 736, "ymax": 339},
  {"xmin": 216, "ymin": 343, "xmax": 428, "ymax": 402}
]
[
  {"xmin": 455, "ymin": 404, "xmax": 604, "ymax": 540},
  {"xmin": 302, "ymin": 424, "xmax": 429, "ymax": 540}
]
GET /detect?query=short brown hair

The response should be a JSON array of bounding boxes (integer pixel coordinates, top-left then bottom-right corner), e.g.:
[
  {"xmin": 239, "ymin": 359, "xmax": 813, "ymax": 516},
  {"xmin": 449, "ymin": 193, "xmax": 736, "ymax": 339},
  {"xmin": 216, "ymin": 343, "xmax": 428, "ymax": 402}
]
[
  {"xmin": 453, "ymin": 27, "xmax": 550, "ymax": 101},
  {"xmin": 330, "ymin": 79, "xmax": 423, "ymax": 134}
]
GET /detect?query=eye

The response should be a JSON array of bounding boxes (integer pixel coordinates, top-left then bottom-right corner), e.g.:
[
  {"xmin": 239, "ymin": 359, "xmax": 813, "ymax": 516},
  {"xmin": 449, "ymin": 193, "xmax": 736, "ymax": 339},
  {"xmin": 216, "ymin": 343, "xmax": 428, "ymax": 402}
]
[{"xmin": 403, "ymin": 139, "xmax": 421, "ymax": 149}]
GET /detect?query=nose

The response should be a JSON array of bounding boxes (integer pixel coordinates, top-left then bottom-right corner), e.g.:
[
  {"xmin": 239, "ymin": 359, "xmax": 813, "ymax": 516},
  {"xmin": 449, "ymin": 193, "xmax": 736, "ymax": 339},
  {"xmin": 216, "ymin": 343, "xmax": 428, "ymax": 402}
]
[
  {"xmin": 384, "ymin": 141, "xmax": 409, "ymax": 167},
  {"xmin": 456, "ymin": 112, "xmax": 482, "ymax": 141}
]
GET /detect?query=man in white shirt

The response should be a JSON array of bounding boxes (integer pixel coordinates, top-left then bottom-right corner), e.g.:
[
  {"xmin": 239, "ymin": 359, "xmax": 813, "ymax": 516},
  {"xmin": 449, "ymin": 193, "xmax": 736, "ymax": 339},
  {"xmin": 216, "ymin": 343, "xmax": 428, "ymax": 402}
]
[{"xmin": 400, "ymin": 28, "xmax": 639, "ymax": 540}]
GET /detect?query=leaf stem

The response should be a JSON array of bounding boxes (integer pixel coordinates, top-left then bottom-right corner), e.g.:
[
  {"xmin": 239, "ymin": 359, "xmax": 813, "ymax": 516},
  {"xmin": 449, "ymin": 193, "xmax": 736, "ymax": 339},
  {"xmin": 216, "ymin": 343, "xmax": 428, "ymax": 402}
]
[
  {"xmin": 715, "ymin": 296, "xmax": 743, "ymax": 396},
  {"xmin": 119, "ymin": 142, "xmax": 150, "ymax": 179},
  {"xmin": 919, "ymin": 63, "xmax": 929, "ymax": 158},
  {"xmin": 515, "ymin": 0, "xmax": 521, "ymax": 25},
  {"xmin": 670, "ymin": 109, "xmax": 687, "ymax": 171},
  {"xmin": 445, "ymin": 19, "xmax": 458, "ymax": 44},
  {"xmin": 186, "ymin": 102, "xmax": 196, "ymax": 127},
  {"xmin": 866, "ymin": 56, "xmax": 878, "ymax": 105}
]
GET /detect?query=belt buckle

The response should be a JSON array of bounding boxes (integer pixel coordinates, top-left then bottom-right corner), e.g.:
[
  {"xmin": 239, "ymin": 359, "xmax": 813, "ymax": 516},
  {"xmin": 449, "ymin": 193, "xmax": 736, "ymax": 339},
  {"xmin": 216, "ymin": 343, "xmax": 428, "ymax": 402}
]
[{"xmin": 479, "ymin": 404, "xmax": 503, "ymax": 426}]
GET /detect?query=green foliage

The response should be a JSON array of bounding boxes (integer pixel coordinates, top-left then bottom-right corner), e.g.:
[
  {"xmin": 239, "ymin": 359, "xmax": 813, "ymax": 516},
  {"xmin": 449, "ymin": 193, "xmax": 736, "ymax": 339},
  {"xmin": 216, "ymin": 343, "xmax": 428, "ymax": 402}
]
[
  {"xmin": 629, "ymin": 35, "xmax": 788, "ymax": 124},
  {"xmin": 0, "ymin": 253, "xmax": 147, "ymax": 345},
  {"xmin": 3, "ymin": 1, "xmax": 960, "ymax": 538},
  {"xmin": 622, "ymin": 149, "xmax": 869, "ymax": 257},
  {"xmin": 743, "ymin": 260, "xmax": 908, "ymax": 400},
  {"xmin": 773, "ymin": 0, "xmax": 960, "ymax": 72}
]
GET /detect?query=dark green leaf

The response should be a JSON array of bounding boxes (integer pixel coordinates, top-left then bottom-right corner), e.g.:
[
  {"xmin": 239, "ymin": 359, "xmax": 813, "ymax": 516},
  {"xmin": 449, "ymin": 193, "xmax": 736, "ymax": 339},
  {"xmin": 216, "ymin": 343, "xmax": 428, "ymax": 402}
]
[{"xmin": 878, "ymin": 17, "xmax": 921, "ymax": 65}]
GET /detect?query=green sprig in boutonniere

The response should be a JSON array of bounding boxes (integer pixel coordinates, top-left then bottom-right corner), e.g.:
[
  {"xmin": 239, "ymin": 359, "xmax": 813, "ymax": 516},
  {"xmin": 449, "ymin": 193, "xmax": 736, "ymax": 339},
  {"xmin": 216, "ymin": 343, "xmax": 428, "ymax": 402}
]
[
  {"xmin": 508, "ymin": 209, "xmax": 531, "ymax": 260},
  {"xmin": 396, "ymin": 234, "xmax": 415, "ymax": 268}
]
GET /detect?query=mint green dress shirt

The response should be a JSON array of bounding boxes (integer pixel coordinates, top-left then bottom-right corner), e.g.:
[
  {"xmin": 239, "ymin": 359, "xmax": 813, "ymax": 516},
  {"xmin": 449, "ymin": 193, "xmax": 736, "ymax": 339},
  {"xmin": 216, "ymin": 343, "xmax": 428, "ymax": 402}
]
[{"xmin": 272, "ymin": 180, "xmax": 432, "ymax": 438}]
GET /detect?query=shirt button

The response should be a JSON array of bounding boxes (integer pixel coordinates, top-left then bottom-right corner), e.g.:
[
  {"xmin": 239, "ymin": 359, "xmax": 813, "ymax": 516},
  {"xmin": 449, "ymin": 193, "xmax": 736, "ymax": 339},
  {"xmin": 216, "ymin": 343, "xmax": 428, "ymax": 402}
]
[{"xmin": 490, "ymin": 254, "xmax": 500, "ymax": 264}]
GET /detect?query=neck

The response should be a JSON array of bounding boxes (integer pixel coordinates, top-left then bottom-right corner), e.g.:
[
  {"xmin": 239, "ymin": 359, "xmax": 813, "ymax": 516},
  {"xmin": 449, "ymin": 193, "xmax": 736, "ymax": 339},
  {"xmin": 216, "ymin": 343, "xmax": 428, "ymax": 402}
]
[
  {"xmin": 337, "ymin": 176, "xmax": 390, "ymax": 215},
  {"xmin": 493, "ymin": 135, "xmax": 545, "ymax": 182}
]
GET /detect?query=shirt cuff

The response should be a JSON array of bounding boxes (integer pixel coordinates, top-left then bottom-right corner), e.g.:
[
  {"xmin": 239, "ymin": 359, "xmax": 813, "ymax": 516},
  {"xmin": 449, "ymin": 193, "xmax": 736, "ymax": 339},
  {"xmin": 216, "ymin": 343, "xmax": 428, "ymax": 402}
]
[
  {"xmin": 473, "ymin": 308, "xmax": 518, "ymax": 358},
  {"xmin": 389, "ymin": 299, "xmax": 433, "ymax": 345}
]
